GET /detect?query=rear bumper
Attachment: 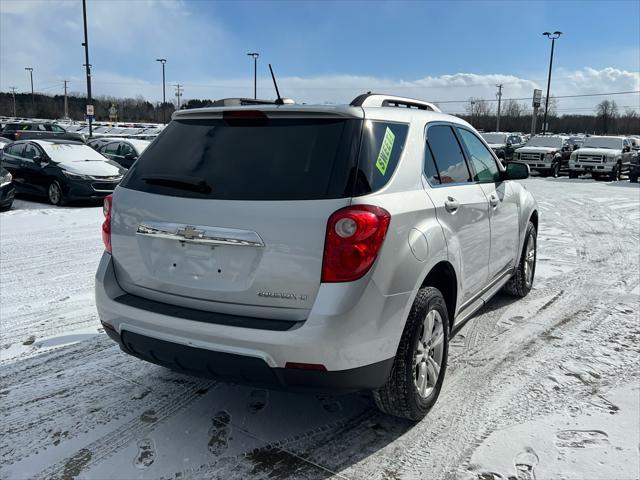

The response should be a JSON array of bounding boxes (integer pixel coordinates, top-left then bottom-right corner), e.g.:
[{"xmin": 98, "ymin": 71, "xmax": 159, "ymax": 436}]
[
  {"xmin": 95, "ymin": 252, "xmax": 409, "ymax": 391},
  {"xmin": 103, "ymin": 324, "xmax": 392, "ymax": 393}
]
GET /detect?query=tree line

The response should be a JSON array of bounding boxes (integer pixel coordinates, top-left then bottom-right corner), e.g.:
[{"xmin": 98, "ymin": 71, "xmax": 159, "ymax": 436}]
[
  {"xmin": 0, "ymin": 91, "xmax": 638, "ymax": 135},
  {"xmin": 459, "ymin": 97, "xmax": 639, "ymax": 135}
]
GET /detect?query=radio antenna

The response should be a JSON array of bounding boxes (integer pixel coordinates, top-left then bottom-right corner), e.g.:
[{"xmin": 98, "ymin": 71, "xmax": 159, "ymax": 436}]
[{"xmin": 268, "ymin": 63, "xmax": 284, "ymax": 105}]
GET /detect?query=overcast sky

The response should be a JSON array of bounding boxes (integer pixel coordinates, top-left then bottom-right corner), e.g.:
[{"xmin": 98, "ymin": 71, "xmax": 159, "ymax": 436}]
[{"xmin": 1, "ymin": 0, "xmax": 638, "ymax": 115}]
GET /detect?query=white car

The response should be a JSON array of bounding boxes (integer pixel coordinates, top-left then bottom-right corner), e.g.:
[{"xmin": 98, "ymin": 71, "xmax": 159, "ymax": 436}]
[
  {"xmin": 569, "ymin": 136, "xmax": 633, "ymax": 181},
  {"xmin": 95, "ymin": 94, "xmax": 538, "ymax": 420}
]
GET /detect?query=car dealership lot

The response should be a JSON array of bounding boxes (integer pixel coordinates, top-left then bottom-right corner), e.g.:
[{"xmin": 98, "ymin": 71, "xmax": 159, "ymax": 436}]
[{"xmin": 1, "ymin": 179, "xmax": 639, "ymax": 480}]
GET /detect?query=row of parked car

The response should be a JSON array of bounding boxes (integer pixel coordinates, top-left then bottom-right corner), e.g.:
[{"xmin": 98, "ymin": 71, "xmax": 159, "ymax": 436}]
[
  {"xmin": 0, "ymin": 134, "xmax": 151, "ymax": 209},
  {"xmin": 480, "ymin": 131, "xmax": 640, "ymax": 182},
  {"xmin": 0, "ymin": 119, "xmax": 164, "ymax": 144}
]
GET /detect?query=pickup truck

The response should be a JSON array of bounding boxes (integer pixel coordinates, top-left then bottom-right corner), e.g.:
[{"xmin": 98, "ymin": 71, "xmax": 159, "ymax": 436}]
[
  {"xmin": 568, "ymin": 136, "xmax": 633, "ymax": 181},
  {"xmin": 513, "ymin": 135, "xmax": 571, "ymax": 177},
  {"xmin": 480, "ymin": 132, "xmax": 526, "ymax": 163}
]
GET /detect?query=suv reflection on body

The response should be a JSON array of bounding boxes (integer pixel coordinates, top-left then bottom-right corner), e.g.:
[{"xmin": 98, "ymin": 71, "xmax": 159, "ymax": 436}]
[
  {"xmin": 95, "ymin": 94, "xmax": 538, "ymax": 420},
  {"xmin": 569, "ymin": 136, "xmax": 632, "ymax": 181}
]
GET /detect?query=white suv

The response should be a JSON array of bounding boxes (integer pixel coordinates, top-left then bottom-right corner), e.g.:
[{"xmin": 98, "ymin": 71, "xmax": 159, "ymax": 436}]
[{"xmin": 95, "ymin": 94, "xmax": 538, "ymax": 420}]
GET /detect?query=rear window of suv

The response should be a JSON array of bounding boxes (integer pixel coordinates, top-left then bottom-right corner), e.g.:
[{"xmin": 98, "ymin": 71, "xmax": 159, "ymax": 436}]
[{"xmin": 121, "ymin": 116, "xmax": 408, "ymax": 200}]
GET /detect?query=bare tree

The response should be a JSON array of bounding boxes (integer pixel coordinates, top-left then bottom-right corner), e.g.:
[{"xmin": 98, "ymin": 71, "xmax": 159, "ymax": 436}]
[
  {"xmin": 466, "ymin": 97, "xmax": 494, "ymax": 118},
  {"xmin": 595, "ymin": 100, "xmax": 619, "ymax": 134},
  {"xmin": 619, "ymin": 107, "xmax": 639, "ymax": 134}
]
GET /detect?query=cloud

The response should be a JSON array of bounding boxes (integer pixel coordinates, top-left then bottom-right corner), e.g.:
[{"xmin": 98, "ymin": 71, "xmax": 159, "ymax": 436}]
[{"xmin": 1, "ymin": 1, "xmax": 638, "ymax": 116}]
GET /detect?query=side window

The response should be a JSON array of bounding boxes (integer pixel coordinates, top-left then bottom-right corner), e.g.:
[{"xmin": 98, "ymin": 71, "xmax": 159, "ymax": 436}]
[
  {"xmin": 120, "ymin": 143, "xmax": 135, "ymax": 156},
  {"xmin": 104, "ymin": 143, "xmax": 120, "ymax": 155},
  {"xmin": 457, "ymin": 128, "xmax": 501, "ymax": 183},
  {"xmin": 354, "ymin": 121, "xmax": 409, "ymax": 194},
  {"xmin": 425, "ymin": 125, "xmax": 471, "ymax": 184},
  {"xmin": 5, "ymin": 144, "xmax": 23, "ymax": 156},
  {"xmin": 22, "ymin": 144, "xmax": 37, "ymax": 160},
  {"xmin": 423, "ymin": 143, "xmax": 440, "ymax": 185}
]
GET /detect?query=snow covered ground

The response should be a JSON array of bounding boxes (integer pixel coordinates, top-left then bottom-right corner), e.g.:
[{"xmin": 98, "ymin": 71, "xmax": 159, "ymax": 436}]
[{"xmin": 1, "ymin": 178, "xmax": 639, "ymax": 480}]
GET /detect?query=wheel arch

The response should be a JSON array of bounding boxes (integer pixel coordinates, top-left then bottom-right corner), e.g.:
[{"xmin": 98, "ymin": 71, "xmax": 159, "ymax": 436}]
[{"xmin": 419, "ymin": 261, "xmax": 457, "ymax": 331}]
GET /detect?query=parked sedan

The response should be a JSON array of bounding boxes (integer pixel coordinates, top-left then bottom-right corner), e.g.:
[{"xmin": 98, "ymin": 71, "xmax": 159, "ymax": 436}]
[
  {"xmin": 93, "ymin": 138, "xmax": 151, "ymax": 168},
  {"xmin": 0, "ymin": 167, "xmax": 15, "ymax": 210},
  {"xmin": 1, "ymin": 140, "xmax": 125, "ymax": 205}
]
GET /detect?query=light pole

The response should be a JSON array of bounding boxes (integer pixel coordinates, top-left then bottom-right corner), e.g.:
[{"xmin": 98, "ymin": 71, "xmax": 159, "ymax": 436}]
[
  {"xmin": 156, "ymin": 58, "xmax": 167, "ymax": 124},
  {"xmin": 82, "ymin": 0, "xmax": 93, "ymax": 137},
  {"xmin": 542, "ymin": 31, "xmax": 562, "ymax": 135},
  {"xmin": 247, "ymin": 52, "xmax": 259, "ymax": 99},
  {"xmin": 25, "ymin": 67, "xmax": 34, "ymax": 109}
]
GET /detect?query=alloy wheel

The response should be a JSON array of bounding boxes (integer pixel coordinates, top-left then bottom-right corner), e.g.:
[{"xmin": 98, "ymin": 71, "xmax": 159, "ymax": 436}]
[
  {"xmin": 524, "ymin": 232, "xmax": 536, "ymax": 287},
  {"xmin": 414, "ymin": 309, "xmax": 445, "ymax": 398}
]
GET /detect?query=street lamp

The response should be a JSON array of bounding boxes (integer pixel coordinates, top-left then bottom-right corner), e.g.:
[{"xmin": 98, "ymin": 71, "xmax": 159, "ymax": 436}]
[
  {"xmin": 541, "ymin": 31, "xmax": 562, "ymax": 135},
  {"xmin": 24, "ymin": 67, "xmax": 34, "ymax": 107},
  {"xmin": 156, "ymin": 58, "xmax": 167, "ymax": 124},
  {"xmin": 247, "ymin": 52, "xmax": 259, "ymax": 99}
]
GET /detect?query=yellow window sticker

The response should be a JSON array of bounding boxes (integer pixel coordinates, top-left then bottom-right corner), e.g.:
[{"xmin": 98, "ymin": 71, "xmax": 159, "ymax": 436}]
[{"xmin": 375, "ymin": 127, "xmax": 395, "ymax": 175}]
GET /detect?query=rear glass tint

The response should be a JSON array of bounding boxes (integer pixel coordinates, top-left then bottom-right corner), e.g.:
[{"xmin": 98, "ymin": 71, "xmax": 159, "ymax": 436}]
[{"xmin": 123, "ymin": 117, "xmax": 362, "ymax": 200}]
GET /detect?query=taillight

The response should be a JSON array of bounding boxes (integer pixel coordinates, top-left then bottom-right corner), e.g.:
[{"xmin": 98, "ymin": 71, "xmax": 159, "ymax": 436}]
[
  {"xmin": 102, "ymin": 194, "xmax": 112, "ymax": 253},
  {"xmin": 14, "ymin": 132, "xmax": 21, "ymax": 140},
  {"xmin": 321, "ymin": 205, "xmax": 391, "ymax": 283}
]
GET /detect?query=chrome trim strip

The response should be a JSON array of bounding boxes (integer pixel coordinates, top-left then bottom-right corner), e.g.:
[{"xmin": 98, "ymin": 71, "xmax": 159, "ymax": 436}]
[{"xmin": 136, "ymin": 222, "xmax": 264, "ymax": 247}]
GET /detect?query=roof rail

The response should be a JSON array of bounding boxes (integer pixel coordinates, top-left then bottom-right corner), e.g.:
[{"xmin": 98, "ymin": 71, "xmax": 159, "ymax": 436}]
[{"xmin": 350, "ymin": 93, "xmax": 441, "ymax": 112}]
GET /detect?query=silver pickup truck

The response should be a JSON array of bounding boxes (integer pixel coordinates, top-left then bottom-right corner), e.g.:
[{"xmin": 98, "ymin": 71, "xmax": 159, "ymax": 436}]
[{"xmin": 569, "ymin": 136, "xmax": 633, "ymax": 181}]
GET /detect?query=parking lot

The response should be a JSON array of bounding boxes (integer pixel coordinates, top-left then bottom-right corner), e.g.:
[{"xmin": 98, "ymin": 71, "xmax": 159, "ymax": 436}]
[{"xmin": 0, "ymin": 176, "xmax": 638, "ymax": 480}]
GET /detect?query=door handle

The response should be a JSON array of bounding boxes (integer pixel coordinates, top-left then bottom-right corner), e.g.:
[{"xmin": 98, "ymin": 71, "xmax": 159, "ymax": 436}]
[
  {"xmin": 444, "ymin": 196, "xmax": 460, "ymax": 213},
  {"xmin": 489, "ymin": 194, "xmax": 499, "ymax": 208}
]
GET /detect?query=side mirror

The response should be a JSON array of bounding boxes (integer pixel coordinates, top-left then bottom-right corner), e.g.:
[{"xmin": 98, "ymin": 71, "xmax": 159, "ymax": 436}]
[
  {"xmin": 623, "ymin": 146, "xmax": 630, "ymax": 153},
  {"xmin": 573, "ymin": 144, "xmax": 580, "ymax": 150},
  {"xmin": 504, "ymin": 161, "xmax": 529, "ymax": 180},
  {"xmin": 33, "ymin": 155, "xmax": 43, "ymax": 163},
  {"xmin": 506, "ymin": 142, "xmax": 512, "ymax": 147},
  {"xmin": 124, "ymin": 153, "xmax": 137, "ymax": 161}
]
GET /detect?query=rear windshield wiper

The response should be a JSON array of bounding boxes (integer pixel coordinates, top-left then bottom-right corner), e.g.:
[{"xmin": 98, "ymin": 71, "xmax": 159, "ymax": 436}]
[{"xmin": 142, "ymin": 175, "xmax": 212, "ymax": 193}]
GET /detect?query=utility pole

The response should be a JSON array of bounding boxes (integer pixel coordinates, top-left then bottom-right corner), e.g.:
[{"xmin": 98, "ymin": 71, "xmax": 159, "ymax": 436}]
[
  {"xmin": 25, "ymin": 67, "xmax": 34, "ymax": 110},
  {"xmin": 63, "ymin": 80, "xmax": 69, "ymax": 119},
  {"xmin": 495, "ymin": 84, "xmax": 503, "ymax": 131},
  {"xmin": 9, "ymin": 87, "xmax": 17, "ymax": 117},
  {"xmin": 82, "ymin": 0, "xmax": 94, "ymax": 137},
  {"xmin": 156, "ymin": 59, "xmax": 167, "ymax": 124},
  {"xmin": 542, "ymin": 31, "xmax": 562, "ymax": 134},
  {"xmin": 174, "ymin": 83, "xmax": 183, "ymax": 109},
  {"xmin": 247, "ymin": 52, "xmax": 259, "ymax": 99}
]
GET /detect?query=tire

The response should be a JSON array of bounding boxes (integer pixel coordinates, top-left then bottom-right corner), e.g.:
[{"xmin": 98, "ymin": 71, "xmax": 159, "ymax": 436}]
[
  {"xmin": 569, "ymin": 171, "xmax": 578, "ymax": 179},
  {"xmin": 504, "ymin": 221, "xmax": 537, "ymax": 297},
  {"xmin": 373, "ymin": 286, "xmax": 449, "ymax": 421},
  {"xmin": 0, "ymin": 201, "xmax": 12, "ymax": 212},
  {"xmin": 48, "ymin": 180, "xmax": 65, "ymax": 206},
  {"xmin": 609, "ymin": 164, "xmax": 620, "ymax": 181},
  {"xmin": 630, "ymin": 174, "xmax": 638, "ymax": 183}
]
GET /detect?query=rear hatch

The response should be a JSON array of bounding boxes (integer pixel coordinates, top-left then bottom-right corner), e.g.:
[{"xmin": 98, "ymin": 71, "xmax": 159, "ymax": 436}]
[{"xmin": 111, "ymin": 108, "xmax": 365, "ymax": 321}]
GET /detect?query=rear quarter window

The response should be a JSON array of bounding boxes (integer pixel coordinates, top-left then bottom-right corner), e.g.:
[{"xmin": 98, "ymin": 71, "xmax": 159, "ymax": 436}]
[{"xmin": 352, "ymin": 121, "xmax": 409, "ymax": 195}]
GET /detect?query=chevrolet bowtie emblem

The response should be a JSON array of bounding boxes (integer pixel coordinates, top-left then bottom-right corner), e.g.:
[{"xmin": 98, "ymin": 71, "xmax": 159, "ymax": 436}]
[{"xmin": 176, "ymin": 226, "xmax": 204, "ymax": 240}]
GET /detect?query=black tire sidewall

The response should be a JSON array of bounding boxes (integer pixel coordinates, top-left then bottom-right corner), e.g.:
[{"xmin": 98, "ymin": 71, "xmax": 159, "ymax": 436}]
[{"xmin": 403, "ymin": 289, "xmax": 449, "ymax": 417}]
